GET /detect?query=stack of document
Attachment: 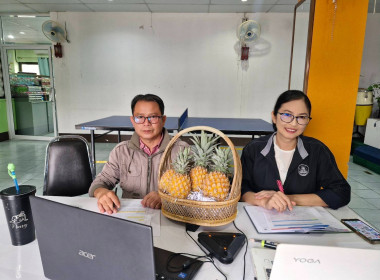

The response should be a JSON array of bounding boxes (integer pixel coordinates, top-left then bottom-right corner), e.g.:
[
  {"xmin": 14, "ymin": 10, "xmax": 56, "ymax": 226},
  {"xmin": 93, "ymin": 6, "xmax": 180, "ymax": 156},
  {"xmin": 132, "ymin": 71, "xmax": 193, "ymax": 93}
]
[{"xmin": 244, "ymin": 206, "xmax": 351, "ymax": 233}]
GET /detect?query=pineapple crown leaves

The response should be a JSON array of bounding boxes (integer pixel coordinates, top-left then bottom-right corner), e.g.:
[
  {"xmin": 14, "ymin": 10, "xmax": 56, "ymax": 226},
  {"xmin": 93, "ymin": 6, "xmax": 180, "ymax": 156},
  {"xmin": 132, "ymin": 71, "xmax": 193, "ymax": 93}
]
[
  {"xmin": 190, "ymin": 131, "xmax": 220, "ymax": 168},
  {"xmin": 210, "ymin": 147, "xmax": 233, "ymax": 174},
  {"xmin": 171, "ymin": 147, "xmax": 193, "ymax": 175}
]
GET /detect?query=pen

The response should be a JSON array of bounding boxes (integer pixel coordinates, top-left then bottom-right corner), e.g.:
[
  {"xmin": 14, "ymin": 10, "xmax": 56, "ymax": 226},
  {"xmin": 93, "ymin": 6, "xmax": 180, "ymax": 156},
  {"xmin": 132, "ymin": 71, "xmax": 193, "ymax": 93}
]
[
  {"xmin": 250, "ymin": 238, "xmax": 278, "ymax": 250},
  {"xmin": 276, "ymin": 180, "xmax": 284, "ymax": 193}
]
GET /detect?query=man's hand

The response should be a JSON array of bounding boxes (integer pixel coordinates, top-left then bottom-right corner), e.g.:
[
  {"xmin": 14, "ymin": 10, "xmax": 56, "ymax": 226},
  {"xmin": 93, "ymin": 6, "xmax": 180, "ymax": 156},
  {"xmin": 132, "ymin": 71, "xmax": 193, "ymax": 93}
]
[
  {"xmin": 141, "ymin": 191, "xmax": 161, "ymax": 209},
  {"xmin": 261, "ymin": 191, "xmax": 296, "ymax": 212},
  {"xmin": 94, "ymin": 188, "xmax": 121, "ymax": 214}
]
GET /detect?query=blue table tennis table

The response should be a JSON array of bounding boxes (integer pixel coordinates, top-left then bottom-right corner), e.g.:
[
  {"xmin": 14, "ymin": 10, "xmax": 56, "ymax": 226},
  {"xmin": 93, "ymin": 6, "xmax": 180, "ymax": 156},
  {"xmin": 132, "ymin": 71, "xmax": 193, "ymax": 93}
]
[{"xmin": 75, "ymin": 109, "xmax": 273, "ymax": 166}]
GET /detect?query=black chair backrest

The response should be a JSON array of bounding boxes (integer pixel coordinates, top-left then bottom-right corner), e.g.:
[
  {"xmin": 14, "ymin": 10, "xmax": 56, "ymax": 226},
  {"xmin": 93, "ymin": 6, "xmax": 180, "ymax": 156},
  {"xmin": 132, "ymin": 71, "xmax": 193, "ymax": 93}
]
[{"xmin": 43, "ymin": 136, "xmax": 94, "ymax": 196}]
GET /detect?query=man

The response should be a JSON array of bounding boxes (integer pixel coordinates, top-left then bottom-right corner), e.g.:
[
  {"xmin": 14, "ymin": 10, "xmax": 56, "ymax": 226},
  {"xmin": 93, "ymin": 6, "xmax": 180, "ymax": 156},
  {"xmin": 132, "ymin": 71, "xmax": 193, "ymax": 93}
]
[{"xmin": 88, "ymin": 94, "xmax": 188, "ymax": 213}]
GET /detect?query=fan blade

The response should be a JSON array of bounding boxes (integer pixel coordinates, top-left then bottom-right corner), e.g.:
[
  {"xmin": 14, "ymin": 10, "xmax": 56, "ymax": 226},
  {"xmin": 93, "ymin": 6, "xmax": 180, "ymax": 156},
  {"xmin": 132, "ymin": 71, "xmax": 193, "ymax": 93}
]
[
  {"xmin": 42, "ymin": 20, "xmax": 66, "ymax": 43},
  {"xmin": 56, "ymin": 33, "xmax": 66, "ymax": 43},
  {"xmin": 236, "ymin": 20, "xmax": 261, "ymax": 43}
]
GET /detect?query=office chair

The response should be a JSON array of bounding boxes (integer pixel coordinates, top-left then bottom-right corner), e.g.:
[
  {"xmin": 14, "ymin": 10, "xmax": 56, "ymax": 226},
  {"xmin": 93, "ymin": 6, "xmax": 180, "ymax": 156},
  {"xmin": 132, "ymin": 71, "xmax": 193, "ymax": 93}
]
[{"xmin": 43, "ymin": 135, "xmax": 95, "ymax": 196}]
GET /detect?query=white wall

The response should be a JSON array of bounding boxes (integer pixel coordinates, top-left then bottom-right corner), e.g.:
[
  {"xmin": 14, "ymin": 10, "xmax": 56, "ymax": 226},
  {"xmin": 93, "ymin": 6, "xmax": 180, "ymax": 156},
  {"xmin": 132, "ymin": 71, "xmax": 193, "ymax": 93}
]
[
  {"xmin": 51, "ymin": 12, "xmax": 302, "ymax": 134},
  {"xmin": 359, "ymin": 13, "xmax": 380, "ymax": 116},
  {"xmin": 359, "ymin": 14, "xmax": 380, "ymax": 88}
]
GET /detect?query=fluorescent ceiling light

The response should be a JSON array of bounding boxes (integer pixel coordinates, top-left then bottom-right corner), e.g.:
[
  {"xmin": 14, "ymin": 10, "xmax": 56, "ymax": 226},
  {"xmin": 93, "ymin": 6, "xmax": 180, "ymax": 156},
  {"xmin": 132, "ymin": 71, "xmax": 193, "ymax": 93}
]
[
  {"xmin": 17, "ymin": 15, "xmax": 36, "ymax": 18},
  {"xmin": 19, "ymin": 32, "xmax": 25, "ymax": 35},
  {"xmin": 8, "ymin": 35, "xmax": 14, "ymax": 39}
]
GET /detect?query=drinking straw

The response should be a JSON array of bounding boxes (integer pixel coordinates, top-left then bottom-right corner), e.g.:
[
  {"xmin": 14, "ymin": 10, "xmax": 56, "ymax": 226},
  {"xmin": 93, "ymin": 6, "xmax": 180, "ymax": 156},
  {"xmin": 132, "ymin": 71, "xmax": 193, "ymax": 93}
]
[{"xmin": 7, "ymin": 163, "xmax": 20, "ymax": 194}]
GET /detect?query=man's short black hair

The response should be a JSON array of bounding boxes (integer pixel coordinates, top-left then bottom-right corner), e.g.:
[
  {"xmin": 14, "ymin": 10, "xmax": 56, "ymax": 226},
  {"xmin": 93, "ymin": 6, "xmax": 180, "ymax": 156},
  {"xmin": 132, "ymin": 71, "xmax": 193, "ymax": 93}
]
[{"xmin": 131, "ymin": 94, "xmax": 165, "ymax": 115}]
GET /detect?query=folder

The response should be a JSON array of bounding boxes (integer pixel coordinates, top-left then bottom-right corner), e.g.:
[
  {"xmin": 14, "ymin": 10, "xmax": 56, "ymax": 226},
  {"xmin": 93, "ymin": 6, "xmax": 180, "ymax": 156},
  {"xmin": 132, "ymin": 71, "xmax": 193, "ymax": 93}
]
[{"xmin": 244, "ymin": 205, "xmax": 351, "ymax": 234}]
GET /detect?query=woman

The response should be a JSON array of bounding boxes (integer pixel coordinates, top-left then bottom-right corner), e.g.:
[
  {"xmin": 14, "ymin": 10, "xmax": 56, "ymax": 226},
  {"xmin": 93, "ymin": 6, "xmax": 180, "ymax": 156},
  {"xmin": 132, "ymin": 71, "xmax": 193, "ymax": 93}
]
[{"xmin": 241, "ymin": 90, "xmax": 350, "ymax": 212}]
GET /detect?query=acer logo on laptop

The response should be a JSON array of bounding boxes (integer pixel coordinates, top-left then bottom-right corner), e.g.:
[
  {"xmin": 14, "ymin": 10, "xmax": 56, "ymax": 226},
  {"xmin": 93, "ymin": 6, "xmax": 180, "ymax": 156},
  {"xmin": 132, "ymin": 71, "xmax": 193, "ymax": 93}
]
[
  {"xmin": 293, "ymin": 257, "xmax": 320, "ymax": 264},
  {"xmin": 78, "ymin": 250, "xmax": 96, "ymax": 260}
]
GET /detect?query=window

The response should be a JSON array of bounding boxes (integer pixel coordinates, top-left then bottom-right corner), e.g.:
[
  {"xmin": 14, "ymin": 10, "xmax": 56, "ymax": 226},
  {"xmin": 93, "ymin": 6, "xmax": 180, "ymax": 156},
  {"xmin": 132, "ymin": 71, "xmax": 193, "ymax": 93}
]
[{"xmin": 19, "ymin": 63, "xmax": 40, "ymax": 75}]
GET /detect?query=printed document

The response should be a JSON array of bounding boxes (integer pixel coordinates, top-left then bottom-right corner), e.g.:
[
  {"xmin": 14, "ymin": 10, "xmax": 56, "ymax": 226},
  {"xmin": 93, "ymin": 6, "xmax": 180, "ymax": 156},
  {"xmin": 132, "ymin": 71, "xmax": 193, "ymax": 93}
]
[
  {"xmin": 109, "ymin": 199, "xmax": 161, "ymax": 236},
  {"xmin": 244, "ymin": 206, "xmax": 350, "ymax": 233}
]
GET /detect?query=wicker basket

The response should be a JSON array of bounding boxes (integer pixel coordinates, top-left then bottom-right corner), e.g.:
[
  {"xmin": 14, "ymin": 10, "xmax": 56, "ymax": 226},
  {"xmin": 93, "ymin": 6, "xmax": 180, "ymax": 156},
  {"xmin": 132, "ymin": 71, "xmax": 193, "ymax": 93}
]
[{"xmin": 158, "ymin": 126, "xmax": 242, "ymax": 226}]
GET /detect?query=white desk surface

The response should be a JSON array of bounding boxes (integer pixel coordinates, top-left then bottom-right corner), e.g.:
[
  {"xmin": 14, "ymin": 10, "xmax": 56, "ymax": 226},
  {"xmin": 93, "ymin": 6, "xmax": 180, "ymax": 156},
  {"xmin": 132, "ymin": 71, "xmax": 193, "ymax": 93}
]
[{"xmin": 1, "ymin": 196, "xmax": 380, "ymax": 280}]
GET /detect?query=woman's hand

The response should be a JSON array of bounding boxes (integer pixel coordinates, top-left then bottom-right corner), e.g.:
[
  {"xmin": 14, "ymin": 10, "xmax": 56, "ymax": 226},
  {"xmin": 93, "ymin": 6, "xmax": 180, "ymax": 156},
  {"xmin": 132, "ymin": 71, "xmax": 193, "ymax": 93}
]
[
  {"xmin": 254, "ymin": 190, "xmax": 277, "ymax": 199},
  {"xmin": 242, "ymin": 191, "xmax": 295, "ymax": 212},
  {"xmin": 262, "ymin": 191, "xmax": 296, "ymax": 212}
]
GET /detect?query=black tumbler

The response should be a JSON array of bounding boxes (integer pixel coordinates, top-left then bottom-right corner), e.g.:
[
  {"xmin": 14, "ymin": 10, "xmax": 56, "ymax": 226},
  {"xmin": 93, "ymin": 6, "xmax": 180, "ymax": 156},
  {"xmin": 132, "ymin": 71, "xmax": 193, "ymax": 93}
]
[{"xmin": 0, "ymin": 185, "xmax": 36, "ymax": 246}]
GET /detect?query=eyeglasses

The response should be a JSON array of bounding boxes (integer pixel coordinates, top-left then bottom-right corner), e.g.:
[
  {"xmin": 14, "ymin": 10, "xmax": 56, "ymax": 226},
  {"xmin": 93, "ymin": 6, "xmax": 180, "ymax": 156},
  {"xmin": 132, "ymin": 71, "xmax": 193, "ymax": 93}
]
[
  {"xmin": 133, "ymin": 115, "xmax": 163, "ymax": 124},
  {"xmin": 278, "ymin": 112, "xmax": 312, "ymax": 125}
]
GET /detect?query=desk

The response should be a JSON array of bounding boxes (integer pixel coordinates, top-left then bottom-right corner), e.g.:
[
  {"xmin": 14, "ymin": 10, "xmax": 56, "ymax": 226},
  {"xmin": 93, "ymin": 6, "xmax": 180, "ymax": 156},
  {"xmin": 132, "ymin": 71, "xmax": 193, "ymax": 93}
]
[
  {"xmin": 75, "ymin": 112, "xmax": 274, "ymax": 166},
  {"xmin": 1, "ymin": 197, "xmax": 379, "ymax": 280},
  {"xmin": 180, "ymin": 117, "xmax": 273, "ymax": 137}
]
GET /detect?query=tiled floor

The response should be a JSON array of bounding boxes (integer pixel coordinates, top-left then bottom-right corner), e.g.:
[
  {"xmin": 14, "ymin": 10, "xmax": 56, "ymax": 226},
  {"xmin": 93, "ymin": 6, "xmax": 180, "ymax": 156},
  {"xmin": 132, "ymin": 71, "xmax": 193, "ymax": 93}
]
[
  {"xmin": 1, "ymin": 139, "xmax": 380, "ymax": 231},
  {"xmin": 347, "ymin": 159, "xmax": 380, "ymax": 230}
]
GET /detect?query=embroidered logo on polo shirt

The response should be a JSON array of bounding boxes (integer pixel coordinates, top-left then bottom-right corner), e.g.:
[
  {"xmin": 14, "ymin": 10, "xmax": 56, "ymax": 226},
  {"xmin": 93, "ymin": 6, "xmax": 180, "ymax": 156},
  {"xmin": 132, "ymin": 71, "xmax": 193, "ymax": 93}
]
[{"xmin": 298, "ymin": 164, "xmax": 309, "ymax": 176}]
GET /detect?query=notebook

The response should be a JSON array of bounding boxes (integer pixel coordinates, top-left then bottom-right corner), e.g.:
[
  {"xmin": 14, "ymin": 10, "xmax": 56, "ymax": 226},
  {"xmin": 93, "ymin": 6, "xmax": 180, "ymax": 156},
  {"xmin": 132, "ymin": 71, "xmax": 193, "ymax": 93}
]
[
  {"xmin": 29, "ymin": 196, "xmax": 203, "ymax": 280},
  {"xmin": 270, "ymin": 244, "xmax": 380, "ymax": 280},
  {"xmin": 244, "ymin": 205, "xmax": 350, "ymax": 233}
]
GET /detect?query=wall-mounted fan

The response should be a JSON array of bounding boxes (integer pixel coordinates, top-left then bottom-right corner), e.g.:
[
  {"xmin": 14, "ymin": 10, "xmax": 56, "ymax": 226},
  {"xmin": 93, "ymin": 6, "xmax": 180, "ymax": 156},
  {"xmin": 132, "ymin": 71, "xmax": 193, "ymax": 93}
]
[
  {"xmin": 237, "ymin": 19, "xmax": 261, "ymax": 60},
  {"xmin": 42, "ymin": 20, "xmax": 69, "ymax": 58}
]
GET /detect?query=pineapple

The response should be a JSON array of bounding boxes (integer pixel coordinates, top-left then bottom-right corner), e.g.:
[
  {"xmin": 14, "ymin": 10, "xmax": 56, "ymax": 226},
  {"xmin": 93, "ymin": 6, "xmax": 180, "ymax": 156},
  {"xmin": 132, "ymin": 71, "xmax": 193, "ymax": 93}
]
[
  {"xmin": 161, "ymin": 147, "xmax": 192, "ymax": 199},
  {"xmin": 190, "ymin": 131, "xmax": 219, "ymax": 192},
  {"xmin": 204, "ymin": 147, "xmax": 232, "ymax": 201},
  {"xmin": 159, "ymin": 169, "xmax": 175, "ymax": 193}
]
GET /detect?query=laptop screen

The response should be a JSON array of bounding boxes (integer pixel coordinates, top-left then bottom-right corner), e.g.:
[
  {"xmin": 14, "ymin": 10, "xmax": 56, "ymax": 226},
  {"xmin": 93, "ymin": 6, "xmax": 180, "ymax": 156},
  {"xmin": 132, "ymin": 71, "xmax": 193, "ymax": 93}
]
[{"xmin": 30, "ymin": 196, "xmax": 156, "ymax": 280}]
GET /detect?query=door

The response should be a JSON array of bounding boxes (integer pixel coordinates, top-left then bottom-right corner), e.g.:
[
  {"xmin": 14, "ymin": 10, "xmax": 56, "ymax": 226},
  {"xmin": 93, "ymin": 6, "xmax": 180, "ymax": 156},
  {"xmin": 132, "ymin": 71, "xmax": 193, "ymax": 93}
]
[{"xmin": 1, "ymin": 45, "xmax": 57, "ymax": 140}]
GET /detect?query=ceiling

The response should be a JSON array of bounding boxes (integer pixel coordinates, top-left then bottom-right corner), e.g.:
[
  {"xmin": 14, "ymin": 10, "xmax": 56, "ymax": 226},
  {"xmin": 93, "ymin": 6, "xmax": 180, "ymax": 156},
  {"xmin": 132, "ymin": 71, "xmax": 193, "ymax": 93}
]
[
  {"xmin": 1, "ymin": 0, "xmax": 313, "ymax": 14},
  {"xmin": 0, "ymin": 0, "xmax": 312, "ymax": 44},
  {"xmin": 1, "ymin": 0, "xmax": 378, "ymax": 14},
  {"xmin": 0, "ymin": 0, "xmax": 378, "ymax": 14}
]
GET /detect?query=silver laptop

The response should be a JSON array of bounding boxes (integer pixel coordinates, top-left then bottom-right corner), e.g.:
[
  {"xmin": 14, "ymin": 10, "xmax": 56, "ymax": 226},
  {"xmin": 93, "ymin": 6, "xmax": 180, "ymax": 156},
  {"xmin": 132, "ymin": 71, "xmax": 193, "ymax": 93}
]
[
  {"xmin": 270, "ymin": 244, "xmax": 380, "ymax": 280},
  {"xmin": 30, "ymin": 196, "xmax": 202, "ymax": 280}
]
